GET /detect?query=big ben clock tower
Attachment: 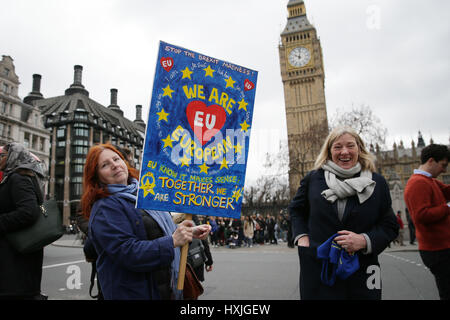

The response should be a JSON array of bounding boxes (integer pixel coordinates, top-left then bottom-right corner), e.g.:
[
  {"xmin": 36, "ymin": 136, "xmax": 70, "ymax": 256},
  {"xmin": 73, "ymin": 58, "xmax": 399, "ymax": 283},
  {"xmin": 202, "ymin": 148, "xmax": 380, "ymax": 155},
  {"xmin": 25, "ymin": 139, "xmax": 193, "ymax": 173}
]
[{"xmin": 279, "ymin": 0, "xmax": 328, "ymax": 195}]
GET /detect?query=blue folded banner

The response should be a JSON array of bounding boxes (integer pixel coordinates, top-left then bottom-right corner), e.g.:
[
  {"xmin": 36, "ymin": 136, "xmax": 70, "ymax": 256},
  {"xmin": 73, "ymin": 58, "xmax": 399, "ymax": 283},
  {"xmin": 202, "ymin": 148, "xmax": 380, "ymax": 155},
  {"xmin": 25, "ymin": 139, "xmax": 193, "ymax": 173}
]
[{"xmin": 136, "ymin": 41, "xmax": 258, "ymax": 219}]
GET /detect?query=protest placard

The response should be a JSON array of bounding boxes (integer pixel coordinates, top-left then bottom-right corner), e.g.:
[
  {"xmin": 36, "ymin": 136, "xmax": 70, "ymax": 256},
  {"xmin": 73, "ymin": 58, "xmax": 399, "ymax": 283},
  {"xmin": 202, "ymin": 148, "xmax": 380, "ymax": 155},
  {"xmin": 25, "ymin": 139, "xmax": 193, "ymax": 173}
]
[{"xmin": 136, "ymin": 41, "xmax": 258, "ymax": 220}]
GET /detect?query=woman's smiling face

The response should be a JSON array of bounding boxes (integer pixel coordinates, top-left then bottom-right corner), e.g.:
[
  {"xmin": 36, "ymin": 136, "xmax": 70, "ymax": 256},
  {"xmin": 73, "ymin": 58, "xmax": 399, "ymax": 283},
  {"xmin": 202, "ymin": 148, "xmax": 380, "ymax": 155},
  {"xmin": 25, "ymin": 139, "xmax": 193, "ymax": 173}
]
[
  {"xmin": 97, "ymin": 149, "xmax": 129, "ymax": 185},
  {"xmin": 330, "ymin": 133, "xmax": 360, "ymax": 169}
]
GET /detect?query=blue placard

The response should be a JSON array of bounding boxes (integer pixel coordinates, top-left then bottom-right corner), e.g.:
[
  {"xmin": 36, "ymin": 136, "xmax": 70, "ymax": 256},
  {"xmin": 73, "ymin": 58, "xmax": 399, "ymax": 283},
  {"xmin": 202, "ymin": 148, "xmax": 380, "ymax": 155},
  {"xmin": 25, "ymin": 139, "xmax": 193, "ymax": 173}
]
[{"xmin": 136, "ymin": 41, "xmax": 258, "ymax": 219}]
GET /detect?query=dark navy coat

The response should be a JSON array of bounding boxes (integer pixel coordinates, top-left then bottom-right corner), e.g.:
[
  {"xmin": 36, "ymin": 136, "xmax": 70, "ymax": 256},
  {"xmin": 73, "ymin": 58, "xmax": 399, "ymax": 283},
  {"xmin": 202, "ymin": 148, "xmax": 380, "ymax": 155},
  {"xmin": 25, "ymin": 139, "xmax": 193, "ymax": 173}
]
[
  {"xmin": 89, "ymin": 195, "xmax": 174, "ymax": 300},
  {"xmin": 288, "ymin": 169, "xmax": 398, "ymax": 300}
]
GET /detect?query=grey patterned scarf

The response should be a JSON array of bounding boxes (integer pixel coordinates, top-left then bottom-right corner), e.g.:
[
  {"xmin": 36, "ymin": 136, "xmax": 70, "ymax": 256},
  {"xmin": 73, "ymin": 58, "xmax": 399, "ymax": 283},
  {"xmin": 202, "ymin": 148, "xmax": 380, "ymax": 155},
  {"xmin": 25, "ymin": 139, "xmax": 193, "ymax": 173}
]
[
  {"xmin": 1, "ymin": 143, "xmax": 47, "ymax": 194},
  {"xmin": 321, "ymin": 161, "xmax": 375, "ymax": 204}
]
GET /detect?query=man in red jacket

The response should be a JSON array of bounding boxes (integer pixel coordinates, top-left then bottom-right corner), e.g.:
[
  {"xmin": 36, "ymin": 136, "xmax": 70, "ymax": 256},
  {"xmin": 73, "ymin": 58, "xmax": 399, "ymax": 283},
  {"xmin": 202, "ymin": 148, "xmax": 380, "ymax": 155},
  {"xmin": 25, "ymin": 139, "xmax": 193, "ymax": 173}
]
[{"xmin": 404, "ymin": 144, "xmax": 450, "ymax": 300}]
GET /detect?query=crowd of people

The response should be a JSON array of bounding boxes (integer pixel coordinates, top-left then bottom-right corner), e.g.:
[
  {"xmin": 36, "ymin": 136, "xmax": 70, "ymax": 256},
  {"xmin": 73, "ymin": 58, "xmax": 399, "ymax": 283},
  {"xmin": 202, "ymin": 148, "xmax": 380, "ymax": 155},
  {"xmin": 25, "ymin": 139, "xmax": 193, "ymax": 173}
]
[
  {"xmin": 206, "ymin": 213, "xmax": 292, "ymax": 249},
  {"xmin": 0, "ymin": 126, "xmax": 449, "ymax": 300}
]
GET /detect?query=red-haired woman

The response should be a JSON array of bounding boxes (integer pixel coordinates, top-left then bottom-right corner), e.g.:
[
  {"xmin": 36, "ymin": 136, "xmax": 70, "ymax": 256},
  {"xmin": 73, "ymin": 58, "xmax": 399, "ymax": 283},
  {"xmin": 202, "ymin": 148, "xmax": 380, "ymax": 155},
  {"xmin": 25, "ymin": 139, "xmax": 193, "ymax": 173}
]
[{"xmin": 81, "ymin": 144, "xmax": 210, "ymax": 300}]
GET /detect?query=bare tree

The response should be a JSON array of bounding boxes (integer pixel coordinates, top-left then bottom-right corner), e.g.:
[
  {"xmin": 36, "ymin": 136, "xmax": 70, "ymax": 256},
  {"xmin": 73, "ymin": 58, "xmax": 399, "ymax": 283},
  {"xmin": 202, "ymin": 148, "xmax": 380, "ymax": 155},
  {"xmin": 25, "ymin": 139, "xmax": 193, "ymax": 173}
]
[
  {"xmin": 243, "ymin": 185, "xmax": 257, "ymax": 207},
  {"xmin": 243, "ymin": 147, "xmax": 290, "ymax": 209},
  {"xmin": 257, "ymin": 119, "xmax": 328, "ymax": 198},
  {"xmin": 262, "ymin": 141, "xmax": 289, "ymax": 176},
  {"xmin": 330, "ymin": 104, "xmax": 387, "ymax": 149}
]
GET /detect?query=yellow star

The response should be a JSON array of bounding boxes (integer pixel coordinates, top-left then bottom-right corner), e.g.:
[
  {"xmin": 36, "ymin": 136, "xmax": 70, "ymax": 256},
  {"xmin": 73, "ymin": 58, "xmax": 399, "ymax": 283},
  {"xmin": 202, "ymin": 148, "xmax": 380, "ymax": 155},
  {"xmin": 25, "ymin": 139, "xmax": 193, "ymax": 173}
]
[
  {"xmin": 234, "ymin": 142, "xmax": 243, "ymax": 154},
  {"xmin": 203, "ymin": 65, "xmax": 215, "ymax": 77},
  {"xmin": 219, "ymin": 157, "xmax": 229, "ymax": 170},
  {"xmin": 181, "ymin": 67, "xmax": 193, "ymax": 80},
  {"xmin": 225, "ymin": 76, "xmax": 236, "ymax": 88},
  {"xmin": 161, "ymin": 134, "xmax": 173, "ymax": 148},
  {"xmin": 239, "ymin": 120, "xmax": 250, "ymax": 132},
  {"xmin": 156, "ymin": 108, "xmax": 169, "ymax": 122},
  {"xmin": 179, "ymin": 154, "xmax": 190, "ymax": 167},
  {"xmin": 162, "ymin": 84, "xmax": 174, "ymax": 98},
  {"xmin": 198, "ymin": 163, "xmax": 209, "ymax": 174},
  {"xmin": 232, "ymin": 187, "xmax": 243, "ymax": 202},
  {"xmin": 140, "ymin": 172, "xmax": 156, "ymax": 197},
  {"xmin": 238, "ymin": 98, "xmax": 248, "ymax": 111}
]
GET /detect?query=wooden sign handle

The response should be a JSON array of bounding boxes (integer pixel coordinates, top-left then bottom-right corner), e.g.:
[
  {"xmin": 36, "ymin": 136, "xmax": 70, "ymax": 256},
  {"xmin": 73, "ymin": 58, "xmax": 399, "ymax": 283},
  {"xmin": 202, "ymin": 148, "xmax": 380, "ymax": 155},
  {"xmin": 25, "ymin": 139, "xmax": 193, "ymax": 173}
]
[{"xmin": 176, "ymin": 213, "xmax": 192, "ymax": 290}]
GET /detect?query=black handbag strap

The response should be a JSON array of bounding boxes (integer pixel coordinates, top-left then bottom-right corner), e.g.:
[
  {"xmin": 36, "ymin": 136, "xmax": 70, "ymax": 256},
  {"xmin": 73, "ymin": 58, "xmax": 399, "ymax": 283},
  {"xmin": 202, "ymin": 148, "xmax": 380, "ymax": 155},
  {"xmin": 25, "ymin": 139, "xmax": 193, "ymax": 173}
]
[
  {"xmin": 89, "ymin": 262, "xmax": 105, "ymax": 299},
  {"xmin": 29, "ymin": 175, "xmax": 44, "ymax": 205},
  {"xmin": 89, "ymin": 262, "xmax": 99, "ymax": 299}
]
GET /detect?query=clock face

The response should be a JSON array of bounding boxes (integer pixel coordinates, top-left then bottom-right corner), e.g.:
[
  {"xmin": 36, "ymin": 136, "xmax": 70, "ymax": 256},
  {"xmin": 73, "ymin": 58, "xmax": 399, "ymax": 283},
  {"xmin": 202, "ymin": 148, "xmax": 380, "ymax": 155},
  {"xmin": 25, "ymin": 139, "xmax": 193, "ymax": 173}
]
[{"xmin": 288, "ymin": 47, "xmax": 311, "ymax": 68}]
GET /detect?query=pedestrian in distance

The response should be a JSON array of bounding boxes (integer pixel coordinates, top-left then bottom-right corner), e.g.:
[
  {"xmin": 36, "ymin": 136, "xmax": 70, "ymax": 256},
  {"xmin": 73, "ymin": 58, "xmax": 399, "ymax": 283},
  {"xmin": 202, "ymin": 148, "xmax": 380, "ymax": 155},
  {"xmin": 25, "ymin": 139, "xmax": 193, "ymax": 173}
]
[
  {"xmin": 217, "ymin": 217, "xmax": 226, "ymax": 246},
  {"xmin": 243, "ymin": 215, "xmax": 254, "ymax": 247},
  {"xmin": 0, "ymin": 142, "xmax": 48, "ymax": 300},
  {"xmin": 188, "ymin": 215, "xmax": 213, "ymax": 283},
  {"xmin": 394, "ymin": 211, "xmax": 405, "ymax": 246},
  {"xmin": 255, "ymin": 214, "xmax": 265, "ymax": 245},
  {"xmin": 275, "ymin": 214, "xmax": 285, "ymax": 243},
  {"xmin": 266, "ymin": 214, "xmax": 277, "ymax": 245},
  {"xmin": 81, "ymin": 143, "xmax": 210, "ymax": 300},
  {"xmin": 232, "ymin": 217, "xmax": 243, "ymax": 247},
  {"xmin": 404, "ymin": 143, "xmax": 450, "ymax": 300},
  {"xmin": 208, "ymin": 216, "xmax": 219, "ymax": 247},
  {"xmin": 405, "ymin": 208, "xmax": 416, "ymax": 245},
  {"xmin": 288, "ymin": 126, "xmax": 398, "ymax": 300},
  {"xmin": 281, "ymin": 213, "xmax": 290, "ymax": 243}
]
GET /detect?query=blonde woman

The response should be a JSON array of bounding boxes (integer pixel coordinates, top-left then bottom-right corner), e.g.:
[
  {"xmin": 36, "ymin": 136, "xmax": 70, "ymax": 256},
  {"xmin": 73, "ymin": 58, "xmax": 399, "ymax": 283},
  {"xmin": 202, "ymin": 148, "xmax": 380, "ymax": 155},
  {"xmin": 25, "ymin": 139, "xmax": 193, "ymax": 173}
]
[{"xmin": 288, "ymin": 127, "xmax": 398, "ymax": 300}]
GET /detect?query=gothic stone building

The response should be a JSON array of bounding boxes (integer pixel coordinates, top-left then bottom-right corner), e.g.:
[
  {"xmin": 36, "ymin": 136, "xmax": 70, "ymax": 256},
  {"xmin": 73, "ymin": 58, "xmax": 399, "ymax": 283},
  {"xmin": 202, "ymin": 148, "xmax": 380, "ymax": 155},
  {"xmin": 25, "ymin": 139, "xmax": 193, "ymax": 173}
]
[{"xmin": 373, "ymin": 133, "xmax": 450, "ymax": 225}]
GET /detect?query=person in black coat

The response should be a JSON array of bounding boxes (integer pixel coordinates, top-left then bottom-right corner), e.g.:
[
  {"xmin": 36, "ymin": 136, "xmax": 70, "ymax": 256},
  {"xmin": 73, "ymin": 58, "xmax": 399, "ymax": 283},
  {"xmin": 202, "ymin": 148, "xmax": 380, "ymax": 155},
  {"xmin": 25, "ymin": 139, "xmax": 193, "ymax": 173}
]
[
  {"xmin": 0, "ymin": 143, "xmax": 47, "ymax": 299},
  {"xmin": 255, "ymin": 214, "xmax": 266, "ymax": 244},
  {"xmin": 405, "ymin": 208, "xmax": 416, "ymax": 245},
  {"xmin": 190, "ymin": 215, "xmax": 213, "ymax": 282},
  {"xmin": 288, "ymin": 127, "xmax": 398, "ymax": 300},
  {"xmin": 266, "ymin": 215, "xmax": 277, "ymax": 245}
]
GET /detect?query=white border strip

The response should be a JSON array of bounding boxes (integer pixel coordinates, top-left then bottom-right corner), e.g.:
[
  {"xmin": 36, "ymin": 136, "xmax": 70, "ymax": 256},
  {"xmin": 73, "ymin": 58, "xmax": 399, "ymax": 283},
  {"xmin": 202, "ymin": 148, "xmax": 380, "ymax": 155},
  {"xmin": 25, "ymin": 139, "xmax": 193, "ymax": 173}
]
[{"xmin": 43, "ymin": 260, "xmax": 86, "ymax": 269}]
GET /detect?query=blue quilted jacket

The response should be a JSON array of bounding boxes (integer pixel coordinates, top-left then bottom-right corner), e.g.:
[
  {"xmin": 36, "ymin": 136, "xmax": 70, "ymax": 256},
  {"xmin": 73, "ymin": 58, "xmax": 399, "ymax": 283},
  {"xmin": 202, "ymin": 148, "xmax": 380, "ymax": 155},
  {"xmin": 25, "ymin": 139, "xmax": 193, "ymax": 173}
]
[{"xmin": 89, "ymin": 195, "xmax": 174, "ymax": 300}]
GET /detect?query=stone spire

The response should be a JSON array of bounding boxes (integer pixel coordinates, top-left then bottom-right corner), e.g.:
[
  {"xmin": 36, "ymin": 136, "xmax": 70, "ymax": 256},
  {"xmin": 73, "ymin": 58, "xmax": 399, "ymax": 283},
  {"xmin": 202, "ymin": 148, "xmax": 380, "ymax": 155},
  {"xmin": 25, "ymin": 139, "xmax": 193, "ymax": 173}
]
[{"xmin": 417, "ymin": 131, "xmax": 425, "ymax": 148}]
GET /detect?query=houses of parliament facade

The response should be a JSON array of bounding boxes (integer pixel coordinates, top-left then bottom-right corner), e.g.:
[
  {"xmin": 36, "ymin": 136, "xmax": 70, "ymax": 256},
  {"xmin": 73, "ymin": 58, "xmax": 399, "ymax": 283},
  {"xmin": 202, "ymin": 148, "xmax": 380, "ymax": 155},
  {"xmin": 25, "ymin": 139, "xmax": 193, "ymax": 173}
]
[{"xmin": 278, "ymin": 0, "xmax": 449, "ymax": 216}]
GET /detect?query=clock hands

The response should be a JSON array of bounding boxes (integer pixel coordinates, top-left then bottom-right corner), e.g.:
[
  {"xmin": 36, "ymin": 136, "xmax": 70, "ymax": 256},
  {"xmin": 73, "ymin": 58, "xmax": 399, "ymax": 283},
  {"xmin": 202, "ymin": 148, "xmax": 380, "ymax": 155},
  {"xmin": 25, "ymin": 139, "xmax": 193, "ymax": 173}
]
[{"xmin": 289, "ymin": 47, "xmax": 310, "ymax": 67}]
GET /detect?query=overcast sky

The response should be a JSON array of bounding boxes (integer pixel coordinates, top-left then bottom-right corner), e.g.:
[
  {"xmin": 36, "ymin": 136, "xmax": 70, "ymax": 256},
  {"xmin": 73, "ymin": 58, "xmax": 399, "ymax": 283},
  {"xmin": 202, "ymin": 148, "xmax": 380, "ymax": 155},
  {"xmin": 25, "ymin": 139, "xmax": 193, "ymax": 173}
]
[{"xmin": 2, "ymin": 0, "xmax": 449, "ymax": 183}]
